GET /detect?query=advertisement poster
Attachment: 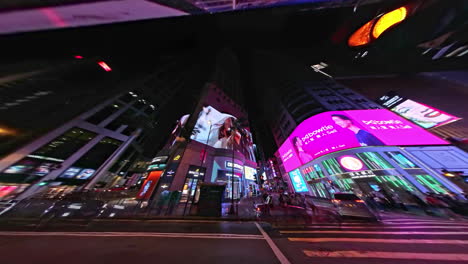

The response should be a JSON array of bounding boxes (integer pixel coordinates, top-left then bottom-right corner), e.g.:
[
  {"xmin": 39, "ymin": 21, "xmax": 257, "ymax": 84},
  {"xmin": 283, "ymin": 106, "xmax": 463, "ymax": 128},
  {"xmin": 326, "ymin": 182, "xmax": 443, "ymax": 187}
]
[
  {"xmin": 391, "ymin": 99, "xmax": 461, "ymax": 129},
  {"xmin": 244, "ymin": 166, "xmax": 257, "ymax": 181},
  {"xmin": 278, "ymin": 109, "xmax": 448, "ymax": 172},
  {"xmin": 190, "ymin": 105, "xmax": 256, "ymax": 161},
  {"xmin": 137, "ymin": 170, "xmax": 163, "ymax": 200},
  {"xmin": 75, "ymin": 169, "xmax": 96, "ymax": 180},
  {"xmin": 289, "ymin": 169, "xmax": 308, "ymax": 193},
  {"xmin": 60, "ymin": 167, "xmax": 82, "ymax": 178},
  {"xmin": 378, "ymin": 92, "xmax": 461, "ymax": 129}
]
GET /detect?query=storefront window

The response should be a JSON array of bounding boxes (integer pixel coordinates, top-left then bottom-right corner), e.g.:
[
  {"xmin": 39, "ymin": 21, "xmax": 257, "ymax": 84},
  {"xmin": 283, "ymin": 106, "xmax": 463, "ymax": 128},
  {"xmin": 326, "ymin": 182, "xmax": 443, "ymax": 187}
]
[
  {"xmin": 356, "ymin": 152, "xmax": 393, "ymax": 170},
  {"xmin": 414, "ymin": 174, "xmax": 449, "ymax": 194},
  {"xmin": 385, "ymin": 151, "xmax": 419, "ymax": 169},
  {"xmin": 180, "ymin": 178, "xmax": 199, "ymax": 203},
  {"xmin": 216, "ymin": 170, "xmax": 241, "ymax": 200},
  {"xmin": 322, "ymin": 158, "xmax": 344, "ymax": 175},
  {"xmin": 309, "ymin": 182, "xmax": 330, "ymax": 198},
  {"xmin": 301, "ymin": 164, "xmax": 324, "ymax": 181}
]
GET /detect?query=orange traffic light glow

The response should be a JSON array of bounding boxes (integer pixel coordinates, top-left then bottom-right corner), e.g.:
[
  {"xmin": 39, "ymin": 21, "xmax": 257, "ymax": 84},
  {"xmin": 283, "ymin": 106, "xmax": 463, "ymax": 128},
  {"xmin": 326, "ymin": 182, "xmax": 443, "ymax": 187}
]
[{"xmin": 348, "ymin": 6, "xmax": 408, "ymax": 47}]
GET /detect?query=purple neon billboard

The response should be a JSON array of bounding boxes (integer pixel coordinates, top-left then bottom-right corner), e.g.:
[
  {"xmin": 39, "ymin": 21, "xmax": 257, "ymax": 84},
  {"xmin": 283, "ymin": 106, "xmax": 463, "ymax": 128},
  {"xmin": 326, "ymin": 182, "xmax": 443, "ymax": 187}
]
[{"xmin": 278, "ymin": 109, "xmax": 448, "ymax": 172}]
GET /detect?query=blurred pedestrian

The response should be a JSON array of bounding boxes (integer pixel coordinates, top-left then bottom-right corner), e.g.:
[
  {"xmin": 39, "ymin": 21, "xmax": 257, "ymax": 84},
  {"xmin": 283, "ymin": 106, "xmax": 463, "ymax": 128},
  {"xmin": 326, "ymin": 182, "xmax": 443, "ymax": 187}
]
[
  {"xmin": 391, "ymin": 192, "xmax": 407, "ymax": 211},
  {"xmin": 406, "ymin": 191, "xmax": 431, "ymax": 215}
]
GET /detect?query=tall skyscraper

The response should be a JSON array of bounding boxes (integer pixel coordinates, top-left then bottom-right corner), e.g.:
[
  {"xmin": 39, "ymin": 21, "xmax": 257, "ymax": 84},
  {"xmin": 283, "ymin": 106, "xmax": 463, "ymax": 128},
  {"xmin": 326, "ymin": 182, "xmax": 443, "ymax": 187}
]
[{"xmin": 0, "ymin": 54, "xmax": 209, "ymax": 200}]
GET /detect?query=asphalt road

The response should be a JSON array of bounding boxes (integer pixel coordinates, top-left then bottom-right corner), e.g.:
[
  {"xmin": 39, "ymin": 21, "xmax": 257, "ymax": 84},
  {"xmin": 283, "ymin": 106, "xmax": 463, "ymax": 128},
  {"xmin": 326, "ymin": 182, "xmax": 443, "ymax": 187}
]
[
  {"xmin": 272, "ymin": 213, "xmax": 468, "ymax": 264},
  {"xmin": 1, "ymin": 213, "xmax": 468, "ymax": 264}
]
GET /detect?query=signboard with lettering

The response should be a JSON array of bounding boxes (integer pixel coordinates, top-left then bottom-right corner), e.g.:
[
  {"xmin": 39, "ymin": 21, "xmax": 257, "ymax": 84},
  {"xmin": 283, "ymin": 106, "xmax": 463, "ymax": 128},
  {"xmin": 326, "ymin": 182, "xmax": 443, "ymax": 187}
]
[{"xmin": 278, "ymin": 109, "xmax": 448, "ymax": 172}]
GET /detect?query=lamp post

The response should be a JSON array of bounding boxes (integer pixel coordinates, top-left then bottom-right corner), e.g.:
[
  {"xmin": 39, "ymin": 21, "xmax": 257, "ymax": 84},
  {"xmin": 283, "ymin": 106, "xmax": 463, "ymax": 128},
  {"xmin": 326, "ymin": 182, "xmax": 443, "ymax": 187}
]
[{"xmin": 229, "ymin": 129, "xmax": 236, "ymax": 215}]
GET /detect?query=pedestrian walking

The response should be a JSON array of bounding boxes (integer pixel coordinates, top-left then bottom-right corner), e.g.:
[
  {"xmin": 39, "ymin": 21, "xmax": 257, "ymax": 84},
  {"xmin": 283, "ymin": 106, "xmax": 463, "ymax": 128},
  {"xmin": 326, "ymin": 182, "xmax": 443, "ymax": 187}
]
[
  {"xmin": 391, "ymin": 192, "xmax": 407, "ymax": 211},
  {"xmin": 406, "ymin": 191, "xmax": 431, "ymax": 215}
]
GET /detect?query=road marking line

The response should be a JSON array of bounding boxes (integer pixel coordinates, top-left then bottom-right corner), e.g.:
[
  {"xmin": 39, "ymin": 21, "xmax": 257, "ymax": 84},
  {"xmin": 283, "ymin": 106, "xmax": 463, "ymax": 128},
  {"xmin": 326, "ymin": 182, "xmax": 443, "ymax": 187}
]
[
  {"xmin": 303, "ymin": 250, "xmax": 468, "ymax": 260},
  {"xmin": 383, "ymin": 219, "xmax": 465, "ymax": 223},
  {"xmin": 383, "ymin": 221, "xmax": 468, "ymax": 225},
  {"xmin": 93, "ymin": 219, "xmax": 237, "ymax": 224},
  {"xmin": 0, "ymin": 231, "xmax": 264, "ymax": 239},
  {"xmin": 298, "ymin": 225, "xmax": 468, "ymax": 230},
  {"xmin": 255, "ymin": 222, "xmax": 291, "ymax": 264},
  {"xmin": 290, "ymin": 237, "xmax": 468, "ymax": 245},
  {"xmin": 382, "ymin": 218, "xmax": 441, "ymax": 221},
  {"xmin": 281, "ymin": 230, "xmax": 468, "ymax": 235}
]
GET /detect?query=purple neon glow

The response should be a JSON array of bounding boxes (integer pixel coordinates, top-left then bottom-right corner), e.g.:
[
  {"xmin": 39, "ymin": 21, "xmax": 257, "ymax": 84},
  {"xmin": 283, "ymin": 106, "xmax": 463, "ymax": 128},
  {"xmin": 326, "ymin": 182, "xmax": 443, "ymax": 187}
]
[{"xmin": 278, "ymin": 110, "xmax": 448, "ymax": 172}]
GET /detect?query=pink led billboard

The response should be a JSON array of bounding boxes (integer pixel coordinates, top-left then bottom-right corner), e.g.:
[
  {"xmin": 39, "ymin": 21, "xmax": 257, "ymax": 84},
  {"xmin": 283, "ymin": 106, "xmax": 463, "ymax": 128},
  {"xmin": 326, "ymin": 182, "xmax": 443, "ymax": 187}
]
[{"xmin": 278, "ymin": 109, "xmax": 448, "ymax": 172}]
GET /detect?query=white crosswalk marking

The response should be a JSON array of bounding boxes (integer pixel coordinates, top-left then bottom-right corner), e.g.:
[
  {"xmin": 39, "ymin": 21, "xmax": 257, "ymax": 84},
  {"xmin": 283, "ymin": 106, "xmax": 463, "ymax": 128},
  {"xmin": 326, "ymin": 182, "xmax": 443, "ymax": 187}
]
[
  {"xmin": 293, "ymin": 225, "xmax": 468, "ymax": 229},
  {"xmin": 283, "ymin": 216, "xmax": 468, "ymax": 263},
  {"xmin": 303, "ymin": 250, "xmax": 468, "ymax": 261},
  {"xmin": 289, "ymin": 237, "xmax": 468, "ymax": 244}
]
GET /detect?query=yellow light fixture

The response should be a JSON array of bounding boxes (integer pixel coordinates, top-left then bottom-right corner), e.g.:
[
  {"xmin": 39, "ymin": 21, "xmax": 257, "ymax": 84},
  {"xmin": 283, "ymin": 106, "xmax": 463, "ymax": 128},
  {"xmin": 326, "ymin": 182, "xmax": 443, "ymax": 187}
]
[
  {"xmin": 372, "ymin": 7, "xmax": 408, "ymax": 39},
  {"xmin": 348, "ymin": 20, "xmax": 374, "ymax": 47},
  {"xmin": 348, "ymin": 6, "xmax": 408, "ymax": 47}
]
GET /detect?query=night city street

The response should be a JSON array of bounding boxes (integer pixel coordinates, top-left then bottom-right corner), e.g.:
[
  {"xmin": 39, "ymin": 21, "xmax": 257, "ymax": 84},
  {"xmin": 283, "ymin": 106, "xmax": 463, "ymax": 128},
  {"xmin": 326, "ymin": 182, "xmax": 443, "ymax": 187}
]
[
  {"xmin": 1, "ymin": 213, "xmax": 468, "ymax": 264},
  {"xmin": 1, "ymin": 0, "xmax": 468, "ymax": 263}
]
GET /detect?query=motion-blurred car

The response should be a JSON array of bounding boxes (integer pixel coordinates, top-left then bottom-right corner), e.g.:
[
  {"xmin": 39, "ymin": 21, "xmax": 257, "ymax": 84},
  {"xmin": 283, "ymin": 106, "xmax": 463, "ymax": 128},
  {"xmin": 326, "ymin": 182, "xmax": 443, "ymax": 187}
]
[{"xmin": 332, "ymin": 192, "xmax": 377, "ymax": 221}]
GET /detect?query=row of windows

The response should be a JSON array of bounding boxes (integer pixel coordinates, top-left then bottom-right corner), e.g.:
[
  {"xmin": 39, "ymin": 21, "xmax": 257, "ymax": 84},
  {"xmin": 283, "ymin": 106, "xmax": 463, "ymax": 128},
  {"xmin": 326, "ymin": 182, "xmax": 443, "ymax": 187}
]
[
  {"xmin": 33, "ymin": 128, "xmax": 97, "ymax": 160},
  {"xmin": 90, "ymin": 102, "xmax": 123, "ymax": 124},
  {"xmin": 353, "ymin": 98, "xmax": 368, "ymax": 103},
  {"xmin": 327, "ymin": 99, "xmax": 346, "ymax": 104},
  {"xmin": 85, "ymin": 92, "xmax": 155, "ymax": 136}
]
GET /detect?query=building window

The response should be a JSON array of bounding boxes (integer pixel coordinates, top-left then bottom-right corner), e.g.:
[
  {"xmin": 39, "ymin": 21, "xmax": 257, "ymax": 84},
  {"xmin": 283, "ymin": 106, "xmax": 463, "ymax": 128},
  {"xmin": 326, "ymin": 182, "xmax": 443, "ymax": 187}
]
[
  {"xmin": 119, "ymin": 93, "xmax": 135, "ymax": 103},
  {"xmin": 105, "ymin": 108, "xmax": 138, "ymax": 131},
  {"xmin": 133, "ymin": 100, "xmax": 146, "ymax": 110},
  {"xmin": 70, "ymin": 137, "xmax": 122, "ymax": 171},
  {"xmin": 33, "ymin": 128, "xmax": 97, "ymax": 160},
  {"xmin": 86, "ymin": 103, "xmax": 122, "ymax": 125}
]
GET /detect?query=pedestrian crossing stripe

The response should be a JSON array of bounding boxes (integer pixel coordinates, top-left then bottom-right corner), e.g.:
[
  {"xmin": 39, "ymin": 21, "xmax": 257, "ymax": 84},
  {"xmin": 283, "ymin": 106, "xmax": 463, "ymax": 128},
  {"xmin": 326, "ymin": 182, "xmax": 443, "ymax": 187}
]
[
  {"xmin": 383, "ymin": 221, "xmax": 468, "ymax": 225},
  {"xmin": 303, "ymin": 250, "xmax": 468, "ymax": 261},
  {"xmin": 281, "ymin": 230, "xmax": 468, "ymax": 235},
  {"xmin": 289, "ymin": 237, "xmax": 468, "ymax": 244},
  {"xmin": 292, "ymin": 225, "xmax": 468, "ymax": 230},
  {"xmin": 383, "ymin": 219, "xmax": 467, "ymax": 223}
]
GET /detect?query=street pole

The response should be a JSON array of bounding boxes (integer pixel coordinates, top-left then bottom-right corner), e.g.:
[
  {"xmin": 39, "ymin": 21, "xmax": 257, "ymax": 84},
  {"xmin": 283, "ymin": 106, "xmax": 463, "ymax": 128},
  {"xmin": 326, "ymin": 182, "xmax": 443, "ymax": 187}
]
[{"xmin": 229, "ymin": 131, "xmax": 235, "ymax": 215}]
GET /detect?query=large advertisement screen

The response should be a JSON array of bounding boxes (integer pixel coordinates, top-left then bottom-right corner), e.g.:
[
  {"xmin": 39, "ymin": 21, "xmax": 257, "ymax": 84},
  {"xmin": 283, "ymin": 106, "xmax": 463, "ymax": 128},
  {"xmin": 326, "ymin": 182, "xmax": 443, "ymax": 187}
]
[
  {"xmin": 390, "ymin": 99, "xmax": 461, "ymax": 129},
  {"xmin": 190, "ymin": 105, "xmax": 256, "ymax": 161},
  {"xmin": 289, "ymin": 169, "xmax": 308, "ymax": 193},
  {"xmin": 278, "ymin": 110, "xmax": 448, "ymax": 172},
  {"xmin": 137, "ymin": 170, "xmax": 162, "ymax": 200},
  {"xmin": 377, "ymin": 92, "xmax": 461, "ymax": 129}
]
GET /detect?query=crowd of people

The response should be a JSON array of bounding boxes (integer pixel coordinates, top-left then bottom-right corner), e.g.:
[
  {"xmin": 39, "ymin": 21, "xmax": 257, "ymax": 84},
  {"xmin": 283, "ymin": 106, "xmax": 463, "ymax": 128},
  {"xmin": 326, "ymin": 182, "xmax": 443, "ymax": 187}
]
[
  {"xmin": 362, "ymin": 189, "xmax": 468, "ymax": 219},
  {"xmin": 259, "ymin": 188, "xmax": 468, "ymax": 220}
]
